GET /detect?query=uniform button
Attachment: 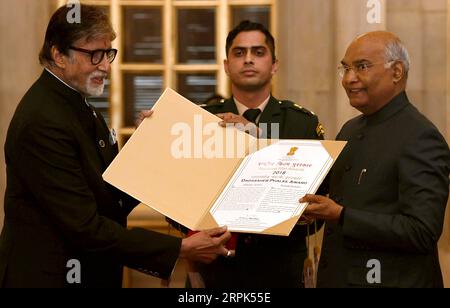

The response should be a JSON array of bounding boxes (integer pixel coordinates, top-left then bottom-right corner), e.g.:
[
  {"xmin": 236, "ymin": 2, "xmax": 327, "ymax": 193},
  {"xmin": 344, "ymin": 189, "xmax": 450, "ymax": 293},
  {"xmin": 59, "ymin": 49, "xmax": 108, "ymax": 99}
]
[
  {"xmin": 357, "ymin": 133, "xmax": 365, "ymax": 140},
  {"xmin": 244, "ymin": 236, "xmax": 252, "ymax": 245},
  {"xmin": 345, "ymin": 165, "xmax": 352, "ymax": 172},
  {"xmin": 118, "ymin": 199, "xmax": 123, "ymax": 208},
  {"xmin": 326, "ymin": 228, "xmax": 333, "ymax": 236},
  {"xmin": 99, "ymin": 140, "xmax": 106, "ymax": 148}
]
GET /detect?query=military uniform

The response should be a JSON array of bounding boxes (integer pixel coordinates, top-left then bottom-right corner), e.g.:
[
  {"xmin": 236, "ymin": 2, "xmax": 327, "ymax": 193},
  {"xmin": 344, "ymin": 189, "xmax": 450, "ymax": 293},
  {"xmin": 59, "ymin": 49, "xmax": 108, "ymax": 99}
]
[
  {"xmin": 203, "ymin": 96, "xmax": 323, "ymax": 140},
  {"xmin": 195, "ymin": 96, "xmax": 325, "ymax": 288},
  {"xmin": 318, "ymin": 92, "xmax": 450, "ymax": 288}
]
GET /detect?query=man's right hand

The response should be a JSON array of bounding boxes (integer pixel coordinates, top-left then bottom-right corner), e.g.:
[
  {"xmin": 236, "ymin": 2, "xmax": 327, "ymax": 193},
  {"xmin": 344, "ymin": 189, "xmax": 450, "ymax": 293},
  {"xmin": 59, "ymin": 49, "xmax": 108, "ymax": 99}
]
[{"xmin": 179, "ymin": 226, "xmax": 233, "ymax": 264}]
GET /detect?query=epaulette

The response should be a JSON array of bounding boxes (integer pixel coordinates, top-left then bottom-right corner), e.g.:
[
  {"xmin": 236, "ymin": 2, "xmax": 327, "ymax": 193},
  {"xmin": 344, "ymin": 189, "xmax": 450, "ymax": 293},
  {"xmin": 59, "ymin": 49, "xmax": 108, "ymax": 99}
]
[
  {"xmin": 200, "ymin": 98, "xmax": 226, "ymax": 109},
  {"xmin": 280, "ymin": 100, "xmax": 316, "ymax": 116}
]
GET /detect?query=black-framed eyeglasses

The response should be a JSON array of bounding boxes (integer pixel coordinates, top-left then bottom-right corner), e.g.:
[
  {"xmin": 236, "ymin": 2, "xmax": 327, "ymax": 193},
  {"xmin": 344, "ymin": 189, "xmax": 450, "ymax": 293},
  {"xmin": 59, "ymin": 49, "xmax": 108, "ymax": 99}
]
[{"xmin": 69, "ymin": 46, "xmax": 118, "ymax": 65}]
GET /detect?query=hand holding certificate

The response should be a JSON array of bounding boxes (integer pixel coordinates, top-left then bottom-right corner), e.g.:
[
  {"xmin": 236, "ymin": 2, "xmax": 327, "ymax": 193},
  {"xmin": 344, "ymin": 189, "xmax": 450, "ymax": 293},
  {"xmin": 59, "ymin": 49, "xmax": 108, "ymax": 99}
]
[
  {"xmin": 210, "ymin": 140, "xmax": 335, "ymax": 233},
  {"xmin": 103, "ymin": 89, "xmax": 346, "ymax": 236}
]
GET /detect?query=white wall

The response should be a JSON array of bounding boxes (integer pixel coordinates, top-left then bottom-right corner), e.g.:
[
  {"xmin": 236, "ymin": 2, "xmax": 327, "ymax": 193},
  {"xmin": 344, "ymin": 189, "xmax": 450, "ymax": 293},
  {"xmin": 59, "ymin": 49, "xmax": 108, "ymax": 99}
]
[{"xmin": 0, "ymin": 0, "xmax": 53, "ymax": 230}]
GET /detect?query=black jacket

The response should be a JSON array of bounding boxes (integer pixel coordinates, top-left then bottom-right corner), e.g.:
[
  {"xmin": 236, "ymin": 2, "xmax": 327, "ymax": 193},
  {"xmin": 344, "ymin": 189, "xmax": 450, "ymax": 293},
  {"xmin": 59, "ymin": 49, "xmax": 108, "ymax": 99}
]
[
  {"xmin": 318, "ymin": 92, "xmax": 450, "ymax": 288},
  {"xmin": 0, "ymin": 70, "xmax": 181, "ymax": 288}
]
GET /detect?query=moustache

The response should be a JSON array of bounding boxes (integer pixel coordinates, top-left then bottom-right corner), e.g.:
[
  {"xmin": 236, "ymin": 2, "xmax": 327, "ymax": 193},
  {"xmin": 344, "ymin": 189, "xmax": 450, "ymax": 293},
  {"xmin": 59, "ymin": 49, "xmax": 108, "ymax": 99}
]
[{"xmin": 90, "ymin": 72, "xmax": 108, "ymax": 79}]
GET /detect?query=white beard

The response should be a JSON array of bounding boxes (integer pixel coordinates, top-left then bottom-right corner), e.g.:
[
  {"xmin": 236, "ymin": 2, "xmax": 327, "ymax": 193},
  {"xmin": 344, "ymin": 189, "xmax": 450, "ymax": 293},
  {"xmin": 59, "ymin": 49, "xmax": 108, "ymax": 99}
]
[
  {"xmin": 86, "ymin": 82, "xmax": 105, "ymax": 97},
  {"xmin": 86, "ymin": 71, "xmax": 107, "ymax": 97}
]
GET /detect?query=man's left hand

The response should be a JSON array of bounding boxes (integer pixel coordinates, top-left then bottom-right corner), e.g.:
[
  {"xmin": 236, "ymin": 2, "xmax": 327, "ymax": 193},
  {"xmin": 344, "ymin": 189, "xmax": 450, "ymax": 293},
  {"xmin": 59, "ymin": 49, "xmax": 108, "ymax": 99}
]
[{"xmin": 135, "ymin": 110, "xmax": 153, "ymax": 128}]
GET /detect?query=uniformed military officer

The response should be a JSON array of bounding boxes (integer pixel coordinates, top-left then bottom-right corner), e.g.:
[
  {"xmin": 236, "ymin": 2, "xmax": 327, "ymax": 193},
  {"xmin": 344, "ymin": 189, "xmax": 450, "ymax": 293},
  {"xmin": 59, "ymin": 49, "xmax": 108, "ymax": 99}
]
[
  {"xmin": 191, "ymin": 20, "xmax": 325, "ymax": 288},
  {"xmin": 302, "ymin": 31, "xmax": 449, "ymax": 288}
]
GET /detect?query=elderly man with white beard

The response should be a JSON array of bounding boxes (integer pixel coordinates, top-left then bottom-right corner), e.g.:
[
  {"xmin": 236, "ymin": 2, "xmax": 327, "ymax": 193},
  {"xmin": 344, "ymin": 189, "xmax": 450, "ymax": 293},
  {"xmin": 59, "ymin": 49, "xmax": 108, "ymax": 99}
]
[{"xmin": 0, "ymin": 4, "xmax": 231, "ymax": 288}]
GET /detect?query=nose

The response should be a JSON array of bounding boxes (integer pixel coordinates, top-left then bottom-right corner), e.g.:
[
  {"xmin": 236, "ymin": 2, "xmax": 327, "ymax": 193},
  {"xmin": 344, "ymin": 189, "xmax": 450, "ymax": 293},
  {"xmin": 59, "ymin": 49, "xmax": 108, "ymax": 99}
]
[
  {"xmin": 342, "ymin": 68, "xmax": 358, "ymax": 85},
  {"xmin": 97, "ymin": 54, "xmax": 111, "ymax": 73},
  {"xmin": 244, "ymin": 49, "xmax": 254, "ymax": 64}
]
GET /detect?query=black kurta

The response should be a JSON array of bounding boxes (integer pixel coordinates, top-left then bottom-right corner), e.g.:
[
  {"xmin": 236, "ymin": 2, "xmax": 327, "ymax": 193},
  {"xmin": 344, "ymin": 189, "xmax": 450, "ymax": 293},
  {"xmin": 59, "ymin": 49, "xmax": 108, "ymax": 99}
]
[
  {"xmin": 0, "ymin": 70, "xmax": 181, "ymax": 288},
  {"xmin": 318, "ymin": 92, "xmax": 450, "ymax": 288}
]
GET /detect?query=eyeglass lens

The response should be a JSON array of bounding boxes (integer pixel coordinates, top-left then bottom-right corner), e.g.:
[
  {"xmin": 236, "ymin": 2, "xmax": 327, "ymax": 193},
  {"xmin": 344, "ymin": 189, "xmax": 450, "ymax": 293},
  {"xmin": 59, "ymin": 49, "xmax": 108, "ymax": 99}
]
[{"xmin": 92, "ymin": 49, "xmax": 116, "ymax": 65}]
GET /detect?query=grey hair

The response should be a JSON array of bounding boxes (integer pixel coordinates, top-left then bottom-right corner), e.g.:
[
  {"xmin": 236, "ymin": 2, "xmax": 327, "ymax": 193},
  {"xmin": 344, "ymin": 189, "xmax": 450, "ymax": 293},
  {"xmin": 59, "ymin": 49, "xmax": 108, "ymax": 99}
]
[{"xmin": 385, "ymin": 40, "xmax": 410, "ymax": 73}]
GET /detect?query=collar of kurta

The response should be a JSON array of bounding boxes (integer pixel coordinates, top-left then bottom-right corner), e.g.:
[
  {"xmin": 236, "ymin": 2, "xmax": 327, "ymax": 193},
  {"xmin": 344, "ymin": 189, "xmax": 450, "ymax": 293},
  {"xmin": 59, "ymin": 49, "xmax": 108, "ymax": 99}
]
[
  {"xmin": 363, "ymin": 91, "xmax": 410, "ymax": 126},
  {"xmin": 39, "ymin": 69, "xmax": 89, "ymax": 115},
  {"xmin": 41, "ymin": 69, "xmax": 118, "ymax": 167}
]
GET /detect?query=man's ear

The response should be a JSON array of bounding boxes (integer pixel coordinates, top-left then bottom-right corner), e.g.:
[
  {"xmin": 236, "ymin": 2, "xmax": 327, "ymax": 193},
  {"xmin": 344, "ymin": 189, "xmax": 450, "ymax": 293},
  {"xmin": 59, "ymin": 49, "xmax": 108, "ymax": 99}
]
[
  {"xmin": 392, "ymin": 61, "xmax": 405, "ymax": 84},
  {"xmin": 271, "ymin": 59, "xmax": 279, "ymax": 75},
  {"xmin": 224, "ymin": 59, "xmax": 230, "ymax": 76},
  {"xmin": 51, "ymin": 46, "xmax": 66, "ymax": 69}
]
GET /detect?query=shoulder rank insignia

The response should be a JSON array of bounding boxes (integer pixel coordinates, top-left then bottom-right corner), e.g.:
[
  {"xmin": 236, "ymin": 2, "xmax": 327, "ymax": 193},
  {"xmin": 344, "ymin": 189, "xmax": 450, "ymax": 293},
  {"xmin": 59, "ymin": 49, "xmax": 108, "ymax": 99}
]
[
  {"xmin": 200, "ymin": 98, "xmax": 226, "ymax": 108},
  {"xmin": 294, "ymin": 103, "xmax": 315, "ymax": 115},
  {"xmin": 316, "ymin": 123, "xmax": 325, "ymax": 137}
]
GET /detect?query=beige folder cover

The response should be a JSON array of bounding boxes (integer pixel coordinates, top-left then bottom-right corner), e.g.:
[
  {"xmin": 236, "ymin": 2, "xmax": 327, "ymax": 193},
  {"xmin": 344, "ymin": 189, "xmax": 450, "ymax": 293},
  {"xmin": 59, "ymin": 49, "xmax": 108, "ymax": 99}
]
[{"xmin": 103, "ymin": 88, "xmax": 346, "ymax": 235}]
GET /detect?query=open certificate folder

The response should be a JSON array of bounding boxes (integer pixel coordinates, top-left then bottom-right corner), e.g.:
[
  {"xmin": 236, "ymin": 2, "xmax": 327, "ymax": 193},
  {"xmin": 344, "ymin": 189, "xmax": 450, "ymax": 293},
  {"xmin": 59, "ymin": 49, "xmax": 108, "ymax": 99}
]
[
  {"xmin": 103, "ymin": 88, "xmax": 346, "ymax": 236},
  {"xmin": 210, "ymin": 140, "xmax": 335, "ymax": 233}
]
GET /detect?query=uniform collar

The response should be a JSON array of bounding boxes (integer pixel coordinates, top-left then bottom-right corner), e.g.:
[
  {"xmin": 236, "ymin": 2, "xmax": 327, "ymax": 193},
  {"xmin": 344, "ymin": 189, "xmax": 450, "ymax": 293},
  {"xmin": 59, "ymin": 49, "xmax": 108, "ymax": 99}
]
[
  {"xmin": 233, "ymin": 95, "xmax": 271, "ymax": 116},
  {"xmin": 233, "ymin": 95, "xmax": 271, "ymax": 123}
]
